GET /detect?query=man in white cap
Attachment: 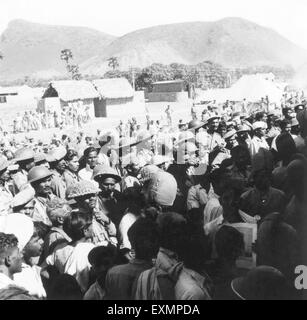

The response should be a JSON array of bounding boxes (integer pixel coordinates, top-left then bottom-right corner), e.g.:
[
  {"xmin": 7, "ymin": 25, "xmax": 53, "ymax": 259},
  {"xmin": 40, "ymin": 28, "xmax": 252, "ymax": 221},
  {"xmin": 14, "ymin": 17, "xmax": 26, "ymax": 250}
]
[{"xmin": 249, "ymin": 121, "xmax": 269, "ymax": 157}]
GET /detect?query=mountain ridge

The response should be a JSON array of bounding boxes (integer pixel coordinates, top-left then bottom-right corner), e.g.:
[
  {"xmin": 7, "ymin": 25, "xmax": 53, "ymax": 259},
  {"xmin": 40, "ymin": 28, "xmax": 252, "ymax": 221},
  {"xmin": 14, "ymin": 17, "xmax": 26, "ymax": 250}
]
[{"xmin": 1, "ymin": 18, "xmax": 307, "ymax": 81}]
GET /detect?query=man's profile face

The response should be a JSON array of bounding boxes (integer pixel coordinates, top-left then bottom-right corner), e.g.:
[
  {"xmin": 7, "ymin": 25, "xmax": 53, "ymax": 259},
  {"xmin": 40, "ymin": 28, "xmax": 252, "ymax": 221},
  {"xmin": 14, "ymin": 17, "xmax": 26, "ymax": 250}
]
[{"xmin": 23, "ymin": 236, "xmax": 44, "ymax": 258}]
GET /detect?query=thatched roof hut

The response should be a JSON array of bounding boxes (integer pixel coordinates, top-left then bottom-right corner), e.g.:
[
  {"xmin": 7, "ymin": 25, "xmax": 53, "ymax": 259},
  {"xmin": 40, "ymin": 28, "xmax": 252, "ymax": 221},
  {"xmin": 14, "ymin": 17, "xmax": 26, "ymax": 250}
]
[
  {"xmin": 92, "ymin": 78, "xmax": 134, "ymax": 100},
  {"xmin": 42, "ymin": 80, "xmax": 99, "ymax": 102}
]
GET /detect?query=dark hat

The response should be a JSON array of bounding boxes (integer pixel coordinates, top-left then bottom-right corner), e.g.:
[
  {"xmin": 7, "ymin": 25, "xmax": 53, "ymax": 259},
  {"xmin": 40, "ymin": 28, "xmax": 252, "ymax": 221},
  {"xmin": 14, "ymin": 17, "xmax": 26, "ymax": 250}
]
[{"xmin": 231, "ymin": 266, "xmax": 289, "ymax": 300}]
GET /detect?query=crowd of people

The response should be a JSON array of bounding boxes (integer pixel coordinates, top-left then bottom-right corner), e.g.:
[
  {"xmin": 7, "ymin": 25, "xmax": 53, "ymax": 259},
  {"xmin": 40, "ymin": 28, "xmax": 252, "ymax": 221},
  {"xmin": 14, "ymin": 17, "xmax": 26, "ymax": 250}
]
[
  {"xmin": 0, "ymin": 95, "xmax": 306, "ymax": 300},
  {"xmin": 10, "ymin": 106, "xmax": 91, "ymax": 134}
]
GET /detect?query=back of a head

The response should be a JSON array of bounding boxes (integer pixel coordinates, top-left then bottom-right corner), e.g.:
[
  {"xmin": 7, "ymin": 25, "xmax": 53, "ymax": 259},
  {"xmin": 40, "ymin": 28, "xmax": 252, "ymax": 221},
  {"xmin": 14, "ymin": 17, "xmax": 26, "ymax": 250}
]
[
  {"xmin": 128, "ymin": 217, "xmax": 159, "ymax": 260},
  {"xmin": 88, "ymin": 244, "xmax": 117, "ymax": 269},
  {"xmin": 275, "ymin": 133, "xmax": 297, "ymax": 163},
  {"xmin": 215, "ymin": 225, "xmax": 244, "ymax": 262},
  {"xmin": 181, "ymin": 233, "xmax": 211, "ymax": 271},
  {"xmin": 232, "ymin": 266, "xmax": 289, "ymax": 300},
  {"xmin": 156, "ymin": 212, "xmax": 187, "ymax": 254},
  {"xmin": 257, "ymin": 212, "xmax": 298, "ymax": 279},
  {"xmin": 48, "ymin": 274, "xmax": 83, "ymax": 300},
  {"xmin": 63, "ymin": 210, "xmax": 92, "ymax": 242}
]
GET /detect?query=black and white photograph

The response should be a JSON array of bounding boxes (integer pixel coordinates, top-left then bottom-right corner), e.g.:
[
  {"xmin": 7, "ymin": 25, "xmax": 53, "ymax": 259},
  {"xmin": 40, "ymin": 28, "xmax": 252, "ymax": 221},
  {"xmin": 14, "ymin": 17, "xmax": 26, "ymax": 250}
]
[{"xmin": 0, "ymin": 0, "xmax": 306, "ymax": 303}]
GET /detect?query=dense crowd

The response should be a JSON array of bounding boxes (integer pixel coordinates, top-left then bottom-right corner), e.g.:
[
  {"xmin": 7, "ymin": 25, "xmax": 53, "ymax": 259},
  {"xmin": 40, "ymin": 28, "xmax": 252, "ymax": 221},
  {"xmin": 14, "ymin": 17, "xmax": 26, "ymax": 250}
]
[{"xmin": 0, "ymin": 96, "xmax": 306, "ymax": 300}]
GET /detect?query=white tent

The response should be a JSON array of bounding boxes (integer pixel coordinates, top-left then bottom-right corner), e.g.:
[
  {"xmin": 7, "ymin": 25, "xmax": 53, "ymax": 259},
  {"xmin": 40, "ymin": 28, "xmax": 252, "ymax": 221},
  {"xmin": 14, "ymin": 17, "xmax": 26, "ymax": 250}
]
[{"xmin": 227, "ymin": 75, "xmax": 283, "ymax": 103}]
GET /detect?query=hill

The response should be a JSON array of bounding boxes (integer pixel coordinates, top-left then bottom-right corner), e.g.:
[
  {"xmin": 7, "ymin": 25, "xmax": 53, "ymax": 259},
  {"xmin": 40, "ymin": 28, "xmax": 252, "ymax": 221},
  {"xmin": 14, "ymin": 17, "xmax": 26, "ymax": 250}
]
[
  {"xmin": 81, "ymin": 17, "xmax": 307, "ymax": 74},
  {"xmin": 1, "ymin": 18, "xmax": 307, "ymax": 81},
  {"xmin": 0, "ymin": 19, "xmax": 116, "ymax": 80}
]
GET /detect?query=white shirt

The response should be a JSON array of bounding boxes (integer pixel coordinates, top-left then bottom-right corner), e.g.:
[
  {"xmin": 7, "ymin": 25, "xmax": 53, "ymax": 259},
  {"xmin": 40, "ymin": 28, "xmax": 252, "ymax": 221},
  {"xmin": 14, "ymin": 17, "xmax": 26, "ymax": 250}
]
[
  {"xmin": 249, "ymin": 136, "xmax": 269, "ymax": 157},
  {"xmin": 14, "ymin": 263, "xmax": 46, "ymax": 299},
  {"xmin": 0, "ymin": 273, "xmax": 16, "ymax": 290},
  {"xmin": 46, "ymin": 242, "xmax": 95, "ymax": 293},
  {"xmin": 78, "ymin": 166, "xmax": 99, "ymax": 188}
]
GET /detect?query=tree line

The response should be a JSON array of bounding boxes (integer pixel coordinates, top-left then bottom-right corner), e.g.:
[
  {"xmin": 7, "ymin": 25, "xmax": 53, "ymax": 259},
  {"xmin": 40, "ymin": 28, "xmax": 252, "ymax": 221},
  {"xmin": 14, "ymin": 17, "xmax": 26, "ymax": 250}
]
[{"xmin": 0, "ymin": 49, "xmax": 295, "ymax": 89}]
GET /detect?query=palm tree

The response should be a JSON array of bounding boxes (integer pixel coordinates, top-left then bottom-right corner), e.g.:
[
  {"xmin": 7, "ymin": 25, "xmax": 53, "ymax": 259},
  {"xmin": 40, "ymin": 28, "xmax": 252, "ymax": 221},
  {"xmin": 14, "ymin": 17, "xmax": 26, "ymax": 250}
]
[
  {"xmin": 60, "ymin": 49, "xmax": 82, "ymax": 80},
  {"xmin": 108, "ymin": 57, "xmax": 119, "ymax": 70},
  {"xmin": 60, "ymin": 49, "xmax": 73, "ymax": 65}
]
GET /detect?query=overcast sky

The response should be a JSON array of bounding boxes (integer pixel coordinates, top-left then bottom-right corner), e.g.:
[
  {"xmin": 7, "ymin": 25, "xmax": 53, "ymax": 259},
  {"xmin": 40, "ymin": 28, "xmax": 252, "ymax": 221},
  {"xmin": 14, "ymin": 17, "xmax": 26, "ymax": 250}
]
[{"xmin": 1, "ymin": 0, "xmax": 307, "ymax": 49}]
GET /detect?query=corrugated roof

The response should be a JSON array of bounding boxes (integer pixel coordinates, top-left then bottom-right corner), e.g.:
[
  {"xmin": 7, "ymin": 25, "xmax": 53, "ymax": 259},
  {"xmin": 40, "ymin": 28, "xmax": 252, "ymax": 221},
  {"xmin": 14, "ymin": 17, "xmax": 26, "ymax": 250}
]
[
  {"xmin": 47, "ymin": 80, "xmax": 99, "ymax": 102},
  {"xmin": 92, "ymin": 78, "xmax": 134, "ymax": 99}
]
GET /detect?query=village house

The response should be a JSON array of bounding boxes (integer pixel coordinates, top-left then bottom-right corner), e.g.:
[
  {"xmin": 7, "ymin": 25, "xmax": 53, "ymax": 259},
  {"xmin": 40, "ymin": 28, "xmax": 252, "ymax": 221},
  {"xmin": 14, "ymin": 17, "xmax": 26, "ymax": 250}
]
[
  {"xmin": 92, "ymin": 78, "xmax": 134, "ymax": 117},
  {"xmin": 148, "ymin": 80, "xmax": 190, "ymax": 102},
  {"xmin": 41, "ymin": 80, "xmax": 99, "ymax": 116}
]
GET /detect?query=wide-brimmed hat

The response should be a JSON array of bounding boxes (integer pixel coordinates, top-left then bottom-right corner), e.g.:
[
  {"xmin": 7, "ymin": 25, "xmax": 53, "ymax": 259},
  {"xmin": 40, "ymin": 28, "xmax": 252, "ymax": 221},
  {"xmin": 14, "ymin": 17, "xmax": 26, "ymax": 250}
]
[
  {"xmin": 224, "ymin": 129, "xmax": 237, "ymax": 141},
  {"xmin": 176, "ymin": 131, "xmax": 195, "ymax": 145},
  {"xmin": 8, "ymin": 164, "xmax": 19, "ymax": 172},
  {"xmin": 66, "ymin": 180, "xmax": 101, "ymax": 199},
  {"xmin": 34, "ymin": 153, "xmax": 49, "ymax": 164},
  {"xmin": 207, "ymin": 114, "xmax": 221, "ymax": 123},
  {"xmin": 14, "ymin": 148, "xmax": 35, "ymax": 162},
  {"xmin": 48, "ymin": 146, "xmax": 67, "ymax": 162},
  {"xmin": 28, "ymin": 166, "xmax": 53, "ymax": 183},
  {"xmin": 92, "ymin": 164, "xmax": 122, "ymax": 183},
  {"xmin": 12, "ymin": 186, "xmax": 35, "ymax": 208},
  {"xmin": 188, "ymin": 120, "xmax": 206, "ymax": 131}
]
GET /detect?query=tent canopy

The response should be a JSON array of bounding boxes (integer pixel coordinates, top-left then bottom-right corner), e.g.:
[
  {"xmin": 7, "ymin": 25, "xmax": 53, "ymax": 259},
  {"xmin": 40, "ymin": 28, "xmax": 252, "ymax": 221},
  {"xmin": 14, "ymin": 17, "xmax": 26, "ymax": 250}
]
[{"xmin": 199, "ymin": 74, "xmax": 283, "ymax": 103}]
